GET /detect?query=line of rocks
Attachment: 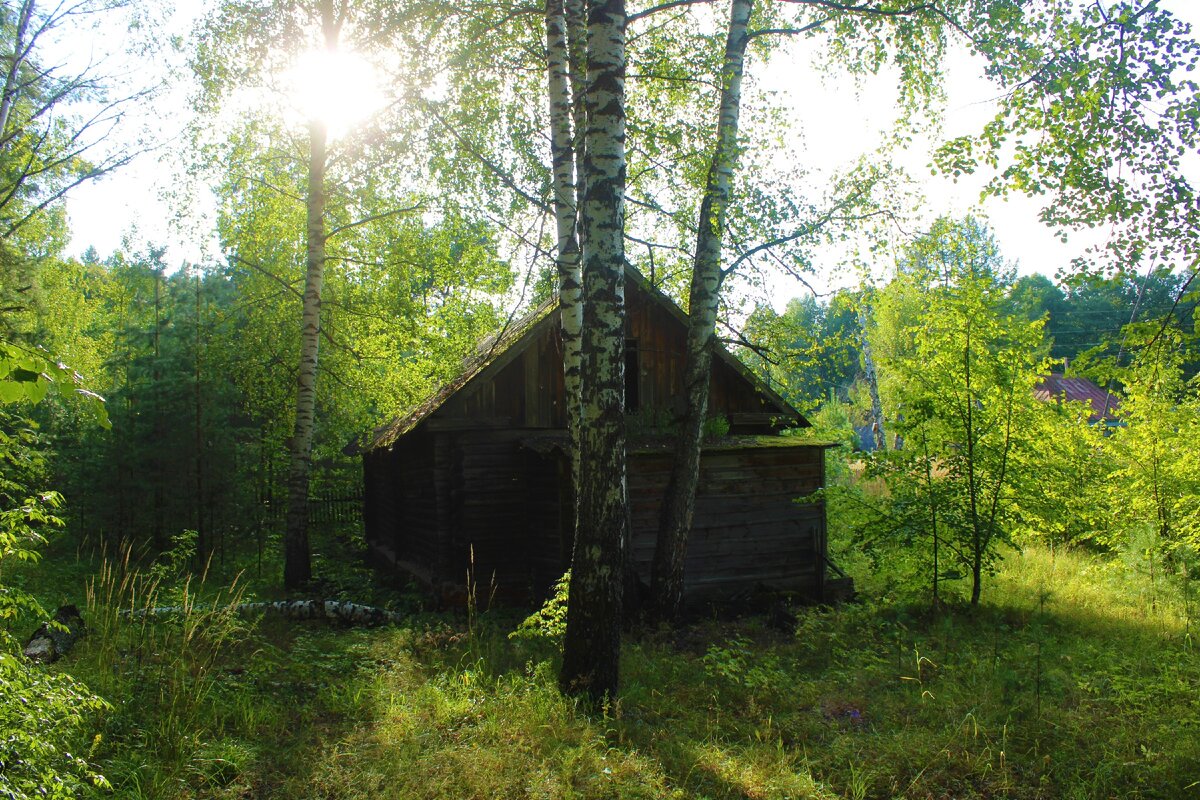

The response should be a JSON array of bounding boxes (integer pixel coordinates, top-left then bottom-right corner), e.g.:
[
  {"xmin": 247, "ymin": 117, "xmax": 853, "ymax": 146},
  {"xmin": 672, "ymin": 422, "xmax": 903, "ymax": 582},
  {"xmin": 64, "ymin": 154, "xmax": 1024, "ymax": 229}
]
[{"xmin": 25, "ymin": 600, "xmax": 405, "ymax": 663}]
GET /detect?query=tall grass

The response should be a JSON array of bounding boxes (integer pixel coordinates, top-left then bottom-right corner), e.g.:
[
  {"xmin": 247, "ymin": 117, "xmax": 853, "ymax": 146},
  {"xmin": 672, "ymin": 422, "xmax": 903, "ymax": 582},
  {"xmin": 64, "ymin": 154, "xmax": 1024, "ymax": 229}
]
[
  {"xmin": 20, "ymin": 539, "xmax": 1198, "ymax": 798},
  {"xmin": 73, "ymin": 539, "xmax": 254, "ymax": 797}
]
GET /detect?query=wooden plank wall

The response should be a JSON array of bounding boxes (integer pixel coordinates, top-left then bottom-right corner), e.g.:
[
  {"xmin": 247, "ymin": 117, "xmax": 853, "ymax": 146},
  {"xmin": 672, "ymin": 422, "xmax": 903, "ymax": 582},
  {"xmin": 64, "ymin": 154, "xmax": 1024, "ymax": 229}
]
[
  {"xmin": 434, "ymin": 280, "xmax": 785, "ymax": 432},
  {"xmin": 624, "ymin": 285, "xmax": 780, "ymax": 420},
  {"xmin": 525, "ymin": 450, "xmax": 570, "ymax": 597},
  {"xmin": 391, "ymin": 433, "xmax": 438, "ymax": 566},
  {"xmin": 439, "ymin": 330, "xmax": 566, "ymax": 429},
  {"xmin": 448, "ymin": 430, "xmax": 538, "ymax": 596},
  {"xmin": 366, "ymin": 277, "xmax": 812, "ymax": 602},
  {"xmin": 362, "ymin": 450, "xmax": 390, "ymax": 546},
  {"xmin": 628, "ymin": 447, "xmax": 827, "ymax": 600}
]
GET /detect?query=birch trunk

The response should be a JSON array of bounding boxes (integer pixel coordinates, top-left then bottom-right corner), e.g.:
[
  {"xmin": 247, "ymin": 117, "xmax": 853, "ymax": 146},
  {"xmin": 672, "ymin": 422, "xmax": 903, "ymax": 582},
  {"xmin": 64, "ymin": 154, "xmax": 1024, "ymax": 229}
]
[
  {"xmin": 0, "ymin": 0, "xmax": 34, "ymax": 140},
  {"xmin": 284, "ymin": 2, "xmax": 336, "ymax": 590},
  {"xmin": 860, "ymin": 304, "xmax": 887, "ymax": 452},
  {"xmin": 650, "ymin": 0, "xmax": 752, "ymax": 621},
  {"xmin": 565, "ymin": 0, "xmax": 587, "ymax": 212},
  {"xmin": 559, "ymin": 0, "xmax": 627, "ymax": 702},
  {"xmin": 546, "ymin": 0, "xmax": 583, "ymax": 494}
]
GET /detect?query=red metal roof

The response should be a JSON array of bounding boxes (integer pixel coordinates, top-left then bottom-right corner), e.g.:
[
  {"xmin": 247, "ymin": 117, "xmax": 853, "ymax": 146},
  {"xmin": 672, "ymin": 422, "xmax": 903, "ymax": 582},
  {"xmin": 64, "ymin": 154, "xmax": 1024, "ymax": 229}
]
[{"xmin": 1034, "ymin": 374, "xmax": 1120, "ymax": 423}]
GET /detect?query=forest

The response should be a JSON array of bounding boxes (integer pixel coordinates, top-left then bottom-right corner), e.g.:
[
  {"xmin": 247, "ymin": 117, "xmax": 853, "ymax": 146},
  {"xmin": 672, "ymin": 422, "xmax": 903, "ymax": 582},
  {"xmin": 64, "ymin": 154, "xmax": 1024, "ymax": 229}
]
[{"xmin": 2, "ymin": 0, "xmax": 1199, "ymax": 797}]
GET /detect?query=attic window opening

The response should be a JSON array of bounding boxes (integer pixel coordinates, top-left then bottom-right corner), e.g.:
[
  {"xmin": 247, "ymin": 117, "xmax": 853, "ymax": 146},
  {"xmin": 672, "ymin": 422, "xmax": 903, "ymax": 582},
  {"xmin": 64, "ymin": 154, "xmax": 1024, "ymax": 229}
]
[{"xmin": 625, "ymin": 339, "xmax": 639, "ymax": 413}]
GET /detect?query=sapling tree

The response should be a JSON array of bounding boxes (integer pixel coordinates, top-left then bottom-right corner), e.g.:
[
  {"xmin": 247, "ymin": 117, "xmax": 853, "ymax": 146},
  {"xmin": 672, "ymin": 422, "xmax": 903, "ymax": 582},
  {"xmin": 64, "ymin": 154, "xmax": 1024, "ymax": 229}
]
[
  {"xmin": 862, "ymin": 218, "xmax": 1048, "ymax": 606},
  {"xmin": 1010, "ymin": 399, "xmax": 1116, "ymax": 551},
  {"xmin": 1106, "ymin": 331, "xmax": 1200, "ymax": 572},
  {"xmin": 0, "ymin": 346, "xmax": 111, "ymax": 798}
]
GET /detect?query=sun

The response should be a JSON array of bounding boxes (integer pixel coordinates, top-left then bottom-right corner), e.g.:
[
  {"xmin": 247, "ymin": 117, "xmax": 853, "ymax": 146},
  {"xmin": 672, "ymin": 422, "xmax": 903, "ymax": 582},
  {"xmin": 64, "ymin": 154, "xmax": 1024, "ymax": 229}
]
[{"xmin": 286, "ymin": 48, "xmax": 386, "ymax": 139}]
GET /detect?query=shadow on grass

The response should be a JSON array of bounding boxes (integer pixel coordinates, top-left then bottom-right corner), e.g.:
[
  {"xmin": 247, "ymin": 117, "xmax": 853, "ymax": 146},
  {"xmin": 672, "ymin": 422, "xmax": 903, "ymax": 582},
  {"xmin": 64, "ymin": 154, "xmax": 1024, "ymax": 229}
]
[{"xmin": 27, "ymin": 541, "xmax": 1200, "ymax": 799}]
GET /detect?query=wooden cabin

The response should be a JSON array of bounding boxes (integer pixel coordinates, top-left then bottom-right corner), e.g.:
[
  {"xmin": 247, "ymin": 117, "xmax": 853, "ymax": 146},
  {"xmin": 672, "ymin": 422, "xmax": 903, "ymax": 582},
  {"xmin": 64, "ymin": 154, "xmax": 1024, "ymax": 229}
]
[{"xmin": 358, "ymin": 269, "xmax": 841, "ymax": 606}]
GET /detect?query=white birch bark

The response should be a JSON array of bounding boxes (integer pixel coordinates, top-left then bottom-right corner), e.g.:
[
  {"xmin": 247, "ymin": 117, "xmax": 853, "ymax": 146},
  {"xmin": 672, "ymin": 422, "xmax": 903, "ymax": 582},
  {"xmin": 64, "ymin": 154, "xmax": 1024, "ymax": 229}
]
[
  {"xmin": 651, "ymin": 0, "xmax": 752, "ymax": 620},
  {"xmin": 565, "ymin": 0, "xmax": 587, "ymax": 212},
  {"xmin": 546, "ymin": 0, "xmax": 584, "ymax": 488},
  {"xmin": 860, "ymin": 303, "xmax": 887, "ymax": 453},
  {"xmin": 0, "ymin": 0, "xmax": 34, "ymax": 140},
  {"xmin": 559, "ymin": 0, "xmax": 627, "ymax": 703},
  {"xmin": 284, "ymin": 0, "xmax": 337, "ymax": 589}
]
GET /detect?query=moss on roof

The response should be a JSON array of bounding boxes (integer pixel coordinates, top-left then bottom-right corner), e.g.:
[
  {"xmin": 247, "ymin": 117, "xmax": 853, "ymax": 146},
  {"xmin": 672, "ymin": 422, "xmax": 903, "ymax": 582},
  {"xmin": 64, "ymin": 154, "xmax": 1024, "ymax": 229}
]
[
  {"xmin": 357, "ymin": 266, "xmax": 811, "ymax": 455},
  {"xmin": 360, "ymin": 296, "xmax": 557, "ymax": 452},
  {"xmin": 628, "ymin": 434, "xmax": 841, "ymax": 454}
]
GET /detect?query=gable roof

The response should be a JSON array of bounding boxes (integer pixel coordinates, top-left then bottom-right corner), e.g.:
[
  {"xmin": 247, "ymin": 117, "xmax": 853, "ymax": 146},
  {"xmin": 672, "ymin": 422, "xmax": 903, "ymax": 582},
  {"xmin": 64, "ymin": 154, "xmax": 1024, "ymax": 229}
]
[
  {"xmin": 357, "ymin": 266, "xmax": 804, "ymax": 453},
  {"xmin": 622, "ymin": 268, "xmax": 804, "ymax": 427},
  {"xmin": 1034, "ymin": 374, "xmax": 1121, "ymax": 423}
]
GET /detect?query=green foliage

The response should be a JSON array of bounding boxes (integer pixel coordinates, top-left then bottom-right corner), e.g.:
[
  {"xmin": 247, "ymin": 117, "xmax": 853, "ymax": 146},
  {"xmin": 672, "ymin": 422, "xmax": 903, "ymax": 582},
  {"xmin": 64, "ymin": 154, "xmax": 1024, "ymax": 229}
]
[
  {"xmin": 702, "ymin": 636, "xmax": 787, "ymax": 692},
  {"xmin": 1011, "ymin": 400, "xmax": 1117, "ymax": 549},
  {"xmin": 701, "ymin": 414, "xmax": 730, "ymax": 440},
  {"xmin": 946, "ymin": 2, "xmax": 1200, "ymax": 273},
  {"xmin": 510, "ymin": 569, "xmax": 570, "ymax": 650},
  {"xmin": 846, "ymin": 218, "xmax": 1050, "ymax": 604},
  {"xmin": 0, "ymin": 346, "xmax": 110, "ymax": 799},
  {"xmin": 0, "ymin": 415, "xmax": 110, "ymax": 800},
  {"xmin": 15, "ymin": 543, "xmax": 1195, "ymax": 799},
  {"xmin": 741, "ymin": 292, "xmax": 862, "ymax": 414},
  {"xmin": 1012, "ymin": 268, "xmax": 1199, "ymax": 375},
  {"xmin": 0, "ymin": 649, "xmax": 111, "ymax": 799},
  {"xmin": 1105, "ymin": 334, "xmax": 1200, "ymax": 565},
  {"xmin": 0, "ymin": 340, "xmax": 109, "ymax": 427}
]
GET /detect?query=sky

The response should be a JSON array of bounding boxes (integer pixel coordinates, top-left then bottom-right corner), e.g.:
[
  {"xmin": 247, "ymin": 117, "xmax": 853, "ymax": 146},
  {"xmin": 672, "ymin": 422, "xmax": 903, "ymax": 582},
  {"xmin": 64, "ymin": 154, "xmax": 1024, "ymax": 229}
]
[{"xmin": 62, "ymin": 1, "xmax": 1200, "ymax": 307}]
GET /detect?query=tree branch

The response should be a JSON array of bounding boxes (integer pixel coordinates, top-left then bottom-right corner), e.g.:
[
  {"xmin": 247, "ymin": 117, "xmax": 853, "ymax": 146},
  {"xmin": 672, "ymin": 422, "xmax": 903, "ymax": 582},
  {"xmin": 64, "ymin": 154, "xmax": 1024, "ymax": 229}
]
[
  {"xmin": 420, "ymin": 99, "xmax": 551, "ymax": 214},
  {"xmin": 326, "ymin": 202, "xmax": 423, "ymax": 238},
  {"xmin": 628, "ymin": 0, "xmax": 714, "ymax": 24}
]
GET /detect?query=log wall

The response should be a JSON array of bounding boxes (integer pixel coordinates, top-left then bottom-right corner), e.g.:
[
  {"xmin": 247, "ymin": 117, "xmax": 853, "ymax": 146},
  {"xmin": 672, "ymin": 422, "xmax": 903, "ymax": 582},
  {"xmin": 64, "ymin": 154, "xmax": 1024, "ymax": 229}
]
[{"xmin": 628, "ymin": 445, "xmax": 826, "ymax": 601}]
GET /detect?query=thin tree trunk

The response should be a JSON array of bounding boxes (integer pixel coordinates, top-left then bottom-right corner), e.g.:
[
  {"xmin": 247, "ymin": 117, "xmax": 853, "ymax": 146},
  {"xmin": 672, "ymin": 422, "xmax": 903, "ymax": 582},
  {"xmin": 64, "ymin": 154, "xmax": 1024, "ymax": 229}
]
[
  {"xmin": 546, "ymin": 0, "xmax": 583, "ymax": 495},
  {"xmin": 153, "ymin": 266, "xmax": 164, "ymax": 551},
  {"xmin": 650, "ymin": 0, "xmax": 752, "ymax": 621},
  {"xmin": 560, "ymin": 0, "xmax": 627, "ymax": 703},
  {"xmin": 565, "ymin": 0, "xmax": 586, "ymax": 212},
  {"xmin": 962, "ymin": 318, "xmax": 982, "ymax": 606},
  {"xmin": 284, "ymin": 2, "xmax": 336, "ymax": 590},
  {"xmin": 922, "ymin": 429, "xmax": 938, "ymax": 608},
  {"xmin": 860, "ymin": 303, "xmax": 887, "ymax": 452},
  {"xmin": 194, "ymin": 269, "xmax": 206, "ymax": 561},
  {"xmin": 0, "ymin": 0, "xmax": 34, "ymax": 140}
]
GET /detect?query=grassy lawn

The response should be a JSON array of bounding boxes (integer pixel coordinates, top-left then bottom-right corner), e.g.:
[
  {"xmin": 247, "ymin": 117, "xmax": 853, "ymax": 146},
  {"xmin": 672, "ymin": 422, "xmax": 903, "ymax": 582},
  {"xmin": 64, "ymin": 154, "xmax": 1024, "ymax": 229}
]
[{"xmin": 19, "ymin": 541, "xmax": 1200, "ymax": 799}]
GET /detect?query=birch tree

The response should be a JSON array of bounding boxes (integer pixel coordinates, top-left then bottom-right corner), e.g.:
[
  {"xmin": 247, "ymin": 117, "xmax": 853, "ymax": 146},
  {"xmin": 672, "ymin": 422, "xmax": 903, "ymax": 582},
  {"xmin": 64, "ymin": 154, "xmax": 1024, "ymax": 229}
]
[
  {"xmin": 651, "ymin": 0, "xmax": 753, "ymax": 620},
  {"xmin": 192, "ymin": 0, "xmax": 461, "ymax": 588},
  {"xmin": 559, "ymin": 0, "xmax": 629, "ymax": 702},
  {"xmin": 649, "ymin": 0, "xmax": 955, "ymax": 619},
  {"xmin": 0, "ymin": 0, "xmax": 153, "ymax": 330},
  {"xmin": 545, "ymin": 0, "xmax": 584, "ymax": 488}
]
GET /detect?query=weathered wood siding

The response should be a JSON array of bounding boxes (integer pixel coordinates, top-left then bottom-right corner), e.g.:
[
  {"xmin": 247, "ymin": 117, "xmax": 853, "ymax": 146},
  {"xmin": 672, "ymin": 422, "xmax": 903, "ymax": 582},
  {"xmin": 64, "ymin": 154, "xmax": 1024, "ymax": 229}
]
[
  {"xmin": 362, "ymin": 274, "xmax": 826, "ymax": 604},
  {"xmin": 429, "ymin": 279, "xmax": 787, "ymax": 432},
  {"xmin": 625, "ymin": 282, "xmax": 783, "ymax": 424},
  {"xmin": 365, "ymin": 430, "xmax": 555, "ymax": 598},
  {"xmin": 448, "ymin": 429, "xmax": 533, "ymax": 595},
  {"xmin": 363, "ymin": 431, "xmax": 437, "ymax": 569},
  {"xmin": 629, "ymin": 445, "xmax": 826, "ymax": 600},
  {"xmin": 525, "ymin": 450, "xmax": 572, "ymax": 596}
]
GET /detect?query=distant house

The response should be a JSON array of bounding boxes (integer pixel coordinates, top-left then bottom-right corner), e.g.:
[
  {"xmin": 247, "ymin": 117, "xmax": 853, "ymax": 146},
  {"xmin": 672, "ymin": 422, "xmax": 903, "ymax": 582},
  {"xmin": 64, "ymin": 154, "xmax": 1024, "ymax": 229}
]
[
  {"xmin": 1034, "ymin": 374, "xmax": 1121, "ymax": 424},
  {"xmin": 355, "ymin": 267, "xmax": 845, "ymax": 607}
]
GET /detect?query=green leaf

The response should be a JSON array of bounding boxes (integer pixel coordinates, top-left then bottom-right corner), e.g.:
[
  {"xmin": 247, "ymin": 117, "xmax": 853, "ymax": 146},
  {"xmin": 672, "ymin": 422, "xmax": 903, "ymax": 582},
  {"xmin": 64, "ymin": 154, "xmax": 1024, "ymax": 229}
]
[{"xmin": 0, "ymin": 381, "xmax": 25, "ymax": 404}]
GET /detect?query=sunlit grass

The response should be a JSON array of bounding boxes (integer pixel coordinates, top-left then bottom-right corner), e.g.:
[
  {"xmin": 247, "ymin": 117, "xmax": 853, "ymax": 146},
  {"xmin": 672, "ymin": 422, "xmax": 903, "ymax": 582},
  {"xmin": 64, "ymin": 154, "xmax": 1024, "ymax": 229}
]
[{"xmin": 18, "ymin": 536, "xmax": 1200, "ymax": 799}]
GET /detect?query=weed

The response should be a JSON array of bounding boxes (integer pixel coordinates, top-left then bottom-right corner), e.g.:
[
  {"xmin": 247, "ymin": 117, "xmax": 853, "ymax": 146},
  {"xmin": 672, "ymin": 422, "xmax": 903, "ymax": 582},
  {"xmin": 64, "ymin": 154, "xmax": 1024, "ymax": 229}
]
[{"xmin": 12, "ymin": 539, "xmax": 1200, "ymax": 799}]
